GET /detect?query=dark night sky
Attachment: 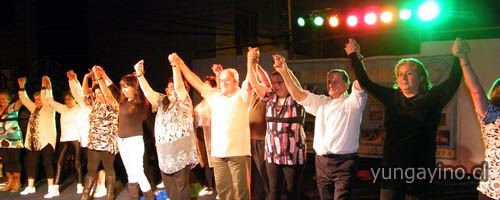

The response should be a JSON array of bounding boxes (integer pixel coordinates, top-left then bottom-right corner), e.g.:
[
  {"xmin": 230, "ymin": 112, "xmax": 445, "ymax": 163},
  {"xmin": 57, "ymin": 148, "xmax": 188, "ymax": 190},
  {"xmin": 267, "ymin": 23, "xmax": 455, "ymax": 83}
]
[{"xmin": 1, "ymin": 0, "xmax": 499, "ymax": 100}]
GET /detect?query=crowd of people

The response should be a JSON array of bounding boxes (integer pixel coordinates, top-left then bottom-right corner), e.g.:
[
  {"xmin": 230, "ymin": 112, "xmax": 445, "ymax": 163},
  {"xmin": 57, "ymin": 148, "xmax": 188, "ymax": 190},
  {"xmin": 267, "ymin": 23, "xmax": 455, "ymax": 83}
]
[{"xmin": 0, "ymin": 37, "xmax": 497, "ymax": 200}]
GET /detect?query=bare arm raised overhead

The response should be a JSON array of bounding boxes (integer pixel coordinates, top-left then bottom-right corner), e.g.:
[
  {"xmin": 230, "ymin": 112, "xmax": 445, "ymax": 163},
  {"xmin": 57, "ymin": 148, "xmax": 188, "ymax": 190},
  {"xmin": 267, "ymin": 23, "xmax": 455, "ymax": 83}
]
[
  {"xmin": 17, "ymin": 77, "xmax": 36, "ymax": 112},
  {"xmin": 169, "ymin": 53, "xmax": 217, "ymax": 97},
  {"xmin": 273, "ymin": 54, "xmax": 307, "ymax": 101},
  {"xmin": 452, "ymin": 37, "xmax": 488, "ymax": 118},
  {"xmin": 134, "ymin": 60, "xmax": 162, "ymax": 109},
  {"xmin": 92, "ymin": 65, "xmax": 119, "ymax": 107},
  {"xmin": 247, "ymin": 47, "xmax": 268, "ymax": 98}
]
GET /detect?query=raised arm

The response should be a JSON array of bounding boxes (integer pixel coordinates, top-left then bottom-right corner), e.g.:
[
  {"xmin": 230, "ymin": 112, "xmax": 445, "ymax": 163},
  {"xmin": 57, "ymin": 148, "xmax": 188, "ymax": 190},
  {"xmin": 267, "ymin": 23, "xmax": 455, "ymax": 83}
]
[
  {"xmin": 43, "ymin": 76, "xmax": 68, "ymax": 113},
  {"xmin": 346, "ymin": 38, "xmax": 393, "ymax": 103},
  {"xmin": 67, "ymin": 70, "xmax": 87, "ymax": 107},
  {"xmin": 452, "ymin": 37, "xmax": 487, "ymax": 118},
  {"xmin": 247, "ymin": 47, "xmax": 268, "ymax": 98},
  {"xmin": 256, "ymin": 64, "xmax": 271, "ymax": 87},
  {"xmin": 17, "ymin": 77, "xmax": 36, "ymax": 112},
  {"xmin": 273, "ymin": 54, "xmax": 308, "ymax": 101},
  {"xmin": 93, "ymin": 65, "xmax": 119, "ymax": 107},
  {"xmin": 40, "ymin": 76, "xmax": 51, "ymax": 107},
  {"xmin": 171, "ymin": 61, "xmax": 188, "ymax": 101},
  {"xmin": 169, "ymin": 53, "xmax": 216, "ymax": 96},
  {"xmin": 428, "ymin": 47, "xmax": 464, "ymax": 106},
  {"xmin": 211, "ymin": 64, "xmax": 223, "ymax": 89},
  {"xmin": 81, "ymin": 71, "xmax": 92, "ymax": 97},
  {"xmin": 134, "ymin": 60, "xmax": 161, "ymax": 109}
]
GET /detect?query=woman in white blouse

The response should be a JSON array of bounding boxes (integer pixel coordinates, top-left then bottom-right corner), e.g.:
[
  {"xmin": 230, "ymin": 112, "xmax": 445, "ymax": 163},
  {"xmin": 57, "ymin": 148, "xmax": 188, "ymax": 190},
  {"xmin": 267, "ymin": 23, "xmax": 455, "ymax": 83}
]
[
  {"xmin": 43, "ymin": 75, "xmax": 85, "ymax": 196},
  {"xmin": 17, "ymin": 76, "xmax": 57, "ymax": 198}
]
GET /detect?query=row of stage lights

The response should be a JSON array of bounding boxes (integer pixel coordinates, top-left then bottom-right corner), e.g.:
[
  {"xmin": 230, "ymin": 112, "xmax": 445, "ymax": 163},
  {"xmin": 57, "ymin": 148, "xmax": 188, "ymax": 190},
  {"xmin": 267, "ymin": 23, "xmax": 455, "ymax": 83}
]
[{"xmin": 297, "ymin": 1, "xmax": 441, "ymax": 28}]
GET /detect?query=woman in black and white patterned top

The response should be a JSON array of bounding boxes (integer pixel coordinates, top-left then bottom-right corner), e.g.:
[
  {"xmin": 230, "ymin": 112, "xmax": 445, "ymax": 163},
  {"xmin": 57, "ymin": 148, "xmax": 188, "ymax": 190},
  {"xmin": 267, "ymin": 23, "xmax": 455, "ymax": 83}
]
[
  {"xmin": 79, "ymin": 66, "xmax": 120, "ymax": 200},
  {"xmin": 136, "ymin": 58, "xmax": 199, "ymax": 200},
  {"xmin": 454, "ymin": 38, "xmax": 500, "ymax": 200}
]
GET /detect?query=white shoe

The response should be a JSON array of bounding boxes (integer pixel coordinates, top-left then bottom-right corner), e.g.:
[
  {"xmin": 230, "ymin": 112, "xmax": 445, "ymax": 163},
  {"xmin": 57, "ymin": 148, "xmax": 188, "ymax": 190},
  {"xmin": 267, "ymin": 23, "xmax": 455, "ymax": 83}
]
[
  {"xmin": 77, "ymin": 183, "xmax": 84, "ymax": 194},
  {"xmin": 93, "ymin": 185, "xmax": 107, "ymax": 198},
  {"xmin": 43, "ymin": 185, "xmax": 60, "ymax": 199},
  {"xmin": 198, "ymin": 187, "xmax": 213, "ymax": 196},
  {"xmin": 20, "ymin": 186, "xmax": 36, "ymax": 195},
  {"xmin": 156, "ymin": 181, "xmax": 164, "ymax": 189}
]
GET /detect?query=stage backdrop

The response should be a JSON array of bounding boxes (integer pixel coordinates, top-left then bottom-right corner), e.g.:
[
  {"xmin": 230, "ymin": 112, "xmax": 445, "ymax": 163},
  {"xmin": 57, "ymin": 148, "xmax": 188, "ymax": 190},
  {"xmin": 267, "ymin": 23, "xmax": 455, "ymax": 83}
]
[{"xmin": 191, "ymin": 39, "xmax": 500, "ymax": 171}]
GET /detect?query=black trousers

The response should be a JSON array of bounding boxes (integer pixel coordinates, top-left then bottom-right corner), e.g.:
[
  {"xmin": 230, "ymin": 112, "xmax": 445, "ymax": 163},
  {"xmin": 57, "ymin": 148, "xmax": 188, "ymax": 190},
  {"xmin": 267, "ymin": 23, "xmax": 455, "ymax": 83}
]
[
  {"xmin": 86, "ymin": 149, "xmax": 115, "ymax": 179},
  {"xmin": 25, "ymin": 145, "xmax": 55, "ymax": 179},
  {"xmin": 315, "ymin": 154, "xmax": 358, "ymax": 200},
  {"xmin": 161, "ymin": 166, "xmax": 191, "ymax": 200},
  {"xmin": 0, "ymin": 148, "xmax": 22, "ymax": 173},
  {"xmin": 266, "ymin": 162, "xmax": 304, "ymax": 200},
  {"xmin": 54, "ymin": 141, "xmax": 83, "ymax": 184},
  {"xmin": 251, "ymin": 139, "xmax": 269, "ymax": 200}
]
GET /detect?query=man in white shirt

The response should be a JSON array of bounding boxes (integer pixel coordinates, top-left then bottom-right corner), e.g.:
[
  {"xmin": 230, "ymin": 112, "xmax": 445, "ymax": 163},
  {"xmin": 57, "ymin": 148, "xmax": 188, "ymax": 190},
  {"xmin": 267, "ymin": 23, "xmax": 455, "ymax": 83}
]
[
  {"xmin": 273, "ymin": 54, "xmax": 367, "ymax": 200},
  {"xmin": 169, "ymin": 53, "xmax": 252, "ymax": 200}
]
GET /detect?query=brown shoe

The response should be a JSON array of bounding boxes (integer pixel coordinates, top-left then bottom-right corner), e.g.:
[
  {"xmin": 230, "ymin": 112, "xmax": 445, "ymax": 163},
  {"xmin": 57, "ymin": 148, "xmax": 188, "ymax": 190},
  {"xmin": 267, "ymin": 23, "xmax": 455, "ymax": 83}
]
[
  {"xmin": 9, "ymin": 172, "xmax": 21, "ymax": 193},
  {"xmin": 0, "ymin": 172, "xmax": 12, "ymax": 192}
]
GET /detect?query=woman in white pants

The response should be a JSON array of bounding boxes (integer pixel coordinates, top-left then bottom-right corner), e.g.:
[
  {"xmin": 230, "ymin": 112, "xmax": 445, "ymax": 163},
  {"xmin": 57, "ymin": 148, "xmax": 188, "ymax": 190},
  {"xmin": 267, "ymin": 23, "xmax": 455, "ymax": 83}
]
[{"xmin": 98, "ymin": 66, "xmax": 154, "ymax": 200}]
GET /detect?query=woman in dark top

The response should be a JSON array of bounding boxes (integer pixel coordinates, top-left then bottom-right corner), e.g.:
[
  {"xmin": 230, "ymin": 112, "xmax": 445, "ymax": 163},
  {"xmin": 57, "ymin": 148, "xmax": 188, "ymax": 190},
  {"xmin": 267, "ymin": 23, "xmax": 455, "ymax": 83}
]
[
  {"xmin": 345, "ymin": 38, "xmax": 463, "ymax": 199},
  {"xmin": 108, "ymin": 72, "xmax": 154, "ymax": 200}
]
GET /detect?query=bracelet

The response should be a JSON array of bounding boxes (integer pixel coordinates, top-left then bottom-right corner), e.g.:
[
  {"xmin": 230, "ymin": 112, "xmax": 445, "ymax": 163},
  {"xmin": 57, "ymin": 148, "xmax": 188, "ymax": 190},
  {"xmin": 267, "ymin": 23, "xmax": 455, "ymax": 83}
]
[
  {"xmin": 19, "ymin": 88, "xmax": 25, "ymax": 91},
  {"xmin": 96, "ymin": 78, "xmax": 103, "ymax": 81},
  {"xmin": 136, "ymin": 73, "xmax": 144, "ymax": 77},
  {"xmin": 41, "ymin": 86, "xmax": 48, "ymax": 90},
  {"xmin": 171, "ymin": 64, "xmax": 178, "ymax": 68}
]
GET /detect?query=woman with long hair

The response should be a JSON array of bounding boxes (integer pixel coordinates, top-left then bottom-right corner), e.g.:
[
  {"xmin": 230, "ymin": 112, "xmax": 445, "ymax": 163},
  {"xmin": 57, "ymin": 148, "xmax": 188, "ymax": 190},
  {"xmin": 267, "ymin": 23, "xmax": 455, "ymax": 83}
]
[
  {"xmin": 0, "ymin": 89, "xmax": 23, "ymax": 193},
  {"xmin": 453, "ymin": 38, "xmax": 500, "ymax": 200},
  {"xmin": 135, "ymin": 59, "xmax": 199, "ymax": 200},
  {"xmin": 346, "ymin": 38, "xmax": 464, "ymax": 199},
  {"xmin": 79, "ymin": 66, "xmax": 120, "ymax": 200},
  {"xmin": 111, "ymin": 72, "xmax": 154, "ymax": 199}
]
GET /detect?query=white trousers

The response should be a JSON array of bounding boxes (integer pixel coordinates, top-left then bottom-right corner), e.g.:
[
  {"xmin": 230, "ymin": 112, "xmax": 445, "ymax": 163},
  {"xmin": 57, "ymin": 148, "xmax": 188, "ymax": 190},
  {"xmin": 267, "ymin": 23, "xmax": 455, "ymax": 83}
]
[{"xmin": 117, "ymin": 135, "xmax": 151, "ymax": 192}]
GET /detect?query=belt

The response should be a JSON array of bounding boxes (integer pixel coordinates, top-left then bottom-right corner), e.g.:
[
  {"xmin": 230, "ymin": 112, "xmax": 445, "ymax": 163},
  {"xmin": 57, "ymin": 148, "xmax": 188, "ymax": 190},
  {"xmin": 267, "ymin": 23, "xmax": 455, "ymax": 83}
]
[{"xmin": 322, "ymin": 153, "xmax": 357, "ymax": 159}]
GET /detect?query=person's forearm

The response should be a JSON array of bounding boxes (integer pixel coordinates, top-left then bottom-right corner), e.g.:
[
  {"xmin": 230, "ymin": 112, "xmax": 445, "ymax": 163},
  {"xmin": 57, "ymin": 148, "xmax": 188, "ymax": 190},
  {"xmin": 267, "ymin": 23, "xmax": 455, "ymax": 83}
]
[
  {"xmin": 82, "ymin": 76, "xmax": 90, "ymax": 96},
  {"xmin": 279, "ymin": 69, "xmax": 306, "ymax": 101},
  {"xmin": 97, "ymin": 78, "xmax": 117, "ymax": 105},
  {"xmin": 288, "ymin": 69, "xmax": 303, "ymax": 90},
  {"xmin": 172, "ymin": 66, "xmax": 187, "ymax": 99},
  {"xmin": 248, "ymin": 60, "xmax": 266, "ymax": 98},
  {"xmin": 459, "ymin": 55, "xmax": 488, "ymax": 116},
  {"xmin": 256, "ymin": 64, "xmax": 270, "ymax": 87},
  {"xmin": 177, "ymin": 62, "xmax": 208, "ymax": 94}
]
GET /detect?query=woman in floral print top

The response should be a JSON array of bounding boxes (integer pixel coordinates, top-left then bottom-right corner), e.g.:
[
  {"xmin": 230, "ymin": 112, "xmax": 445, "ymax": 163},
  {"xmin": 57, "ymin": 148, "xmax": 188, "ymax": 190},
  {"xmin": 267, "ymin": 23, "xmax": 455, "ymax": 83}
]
[
  {"xmin": 135, "ymin": 58, "xmax": 199, "ymax": 200},
  {"xmin": 80, "ymin": 66, "xmax": 120, "ymax": 200},
  {"xmin": 454, "ymin": 38, "xmax": 500, "ymax": 200}
]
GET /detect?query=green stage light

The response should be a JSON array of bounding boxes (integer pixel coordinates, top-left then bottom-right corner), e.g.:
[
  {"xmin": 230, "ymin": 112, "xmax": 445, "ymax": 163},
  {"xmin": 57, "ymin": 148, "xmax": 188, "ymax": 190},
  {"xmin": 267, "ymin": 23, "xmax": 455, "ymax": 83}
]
[
  {"xmin": 313, "ymin": 16, "xmax": 324, "ymax": 26},
  {"xmin": 297, "ymin": 17, "xmax": 306, "ymax": 27},
  {"xmin": 418, "ymin": 1, "xmax": 440, "ymax": 21},
  {"xmin": 400, "ymin": 9, "xmax": 412, "ymax": 20}
]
